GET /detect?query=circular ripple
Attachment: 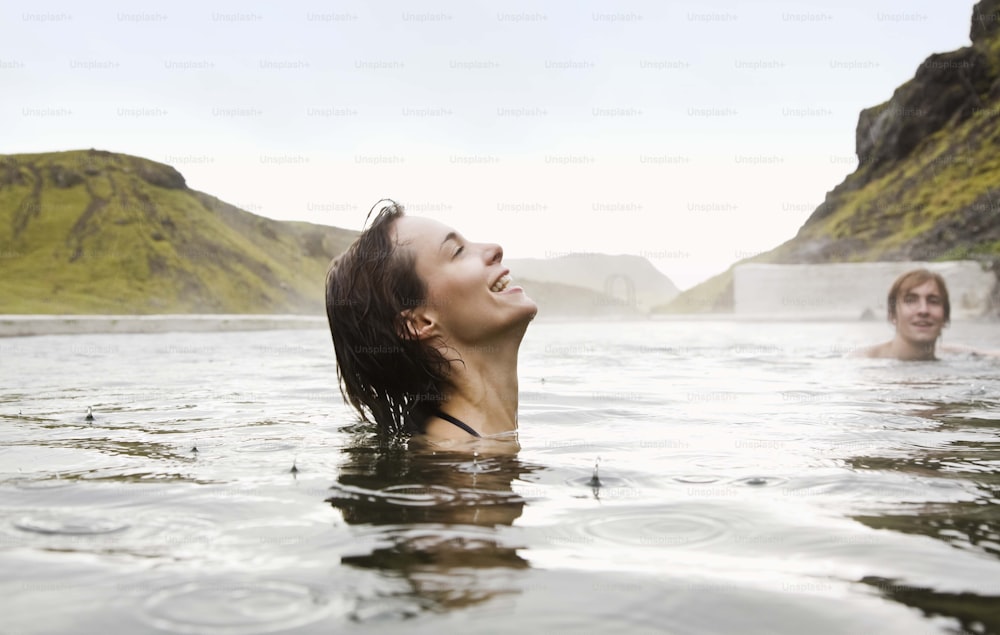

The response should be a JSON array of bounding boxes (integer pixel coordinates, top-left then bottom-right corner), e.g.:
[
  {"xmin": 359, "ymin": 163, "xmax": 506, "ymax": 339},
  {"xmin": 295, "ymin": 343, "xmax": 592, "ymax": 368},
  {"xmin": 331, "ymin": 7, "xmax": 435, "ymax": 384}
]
[
  {"xmin": 566, "ymin": 476, "xmax": 630, "ymax": 488},
  {"xmin": 11, "ymin": 477, "xmax": 77, "ymax": 490},
  {"xmin": 732, "ymin": 476, "xmax": 787, "ymax": 487},
  {"xmin": 328, "ymin": 483, "xmax": 461, "ymax": 508},
  {"xmin": 13, "ymin": 512, "xmax": 129, "ymax": 536},
  {"xmin": 578, "ymin": 507, "xmax": 729, "ymax": 548},
  {"xmin": 670, "ymin": 475, "xmax": 723, "ymax": 485},
  {"xmin": 142, "ymin": 580, "xmax": 337, "ymax": 635},
  {"xmin": 234, "ymin": 442, "xmax": 297, "ymax": 453},
  {"xmin": 687, "ymin": 454, "xmax": 758, "ymax": 470},
  {"xmin": 379, "ymin": 484, "xmax": 459, "ymax": 506}
]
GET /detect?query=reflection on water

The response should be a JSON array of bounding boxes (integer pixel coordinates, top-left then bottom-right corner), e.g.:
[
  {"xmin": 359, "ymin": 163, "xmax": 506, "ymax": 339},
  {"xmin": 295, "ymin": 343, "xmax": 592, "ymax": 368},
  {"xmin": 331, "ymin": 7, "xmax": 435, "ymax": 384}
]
[
  {"xmin": 1, "ymin": 321, "xmax": 999, "ymax": 634},
  {"xmin": 327, "ymin": 434, "xmax": 534, "ymax": 613},
  {"xmin": 860, "ymin": 576, "xmax": 1000, "ymax": 635},
  {"xmin": 847, "ymin": 413, "xmax": 1000, "ymax": 633}
]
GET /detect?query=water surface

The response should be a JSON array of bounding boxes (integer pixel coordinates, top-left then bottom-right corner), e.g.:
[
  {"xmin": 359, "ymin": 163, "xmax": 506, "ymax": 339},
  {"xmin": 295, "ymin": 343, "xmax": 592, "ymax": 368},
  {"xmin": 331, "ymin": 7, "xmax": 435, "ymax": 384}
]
[{"xmin": 2, "ymin": 320, "xmax": 999, "ymax": 634}]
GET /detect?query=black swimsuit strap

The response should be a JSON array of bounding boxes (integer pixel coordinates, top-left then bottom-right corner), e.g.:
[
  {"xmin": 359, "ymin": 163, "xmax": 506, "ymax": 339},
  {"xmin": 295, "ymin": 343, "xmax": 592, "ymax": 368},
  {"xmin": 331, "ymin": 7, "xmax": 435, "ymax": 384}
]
[{"xmin": 432, "ymin": 410, "xmax": 482, "ymax": 438}]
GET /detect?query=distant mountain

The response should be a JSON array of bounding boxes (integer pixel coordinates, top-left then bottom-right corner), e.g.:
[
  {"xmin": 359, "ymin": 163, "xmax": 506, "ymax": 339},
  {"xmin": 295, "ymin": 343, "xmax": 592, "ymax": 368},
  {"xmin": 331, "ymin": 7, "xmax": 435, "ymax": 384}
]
[
  {"xmin": 661, "ymin": 0, "xmax": 1000, "ymax": 314},
  {"xmin": 0, "ymin": 149, "xmax": 356, "ymax": 314},
  {"xmin": 0, "ymin": 149, "xmax": 673, "ymax": 318},
  {"xmin": 517, "ymin": 278, "xmax": 645, "ymax": 319},
  {"xmin": 506, "ymin": 253, "xmax": 680, "ymax": 314}
]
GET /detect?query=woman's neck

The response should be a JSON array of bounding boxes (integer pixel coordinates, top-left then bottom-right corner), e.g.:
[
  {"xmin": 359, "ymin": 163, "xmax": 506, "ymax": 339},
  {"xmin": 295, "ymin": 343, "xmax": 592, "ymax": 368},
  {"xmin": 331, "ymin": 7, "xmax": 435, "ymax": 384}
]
[{"xmin": 438, "ymin": 336, "xmax": 523, "ymax": 436}]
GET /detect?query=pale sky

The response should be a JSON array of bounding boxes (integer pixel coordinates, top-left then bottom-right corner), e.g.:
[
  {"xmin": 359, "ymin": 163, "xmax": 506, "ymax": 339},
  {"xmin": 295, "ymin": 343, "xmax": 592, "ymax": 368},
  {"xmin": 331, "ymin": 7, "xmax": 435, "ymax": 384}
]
[{"xmin": 1, "ymin": 0, "xmax": 977, "ymax": 290}]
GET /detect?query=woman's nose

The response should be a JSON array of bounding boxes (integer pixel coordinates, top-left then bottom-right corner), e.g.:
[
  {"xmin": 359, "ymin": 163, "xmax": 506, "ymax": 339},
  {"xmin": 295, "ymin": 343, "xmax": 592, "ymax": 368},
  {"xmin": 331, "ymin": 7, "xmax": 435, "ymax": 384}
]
[{"xmin": 485, "ymin": 243, "xmax": 503, "ymax": 264}]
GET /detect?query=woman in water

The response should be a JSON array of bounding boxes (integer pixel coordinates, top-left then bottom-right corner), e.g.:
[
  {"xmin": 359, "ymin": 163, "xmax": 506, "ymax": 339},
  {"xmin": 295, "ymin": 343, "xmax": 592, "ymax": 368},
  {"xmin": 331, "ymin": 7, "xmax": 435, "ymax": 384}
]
[{"xmin": 325, "ymin": 200, "xmax": 537, "ymax": 444}]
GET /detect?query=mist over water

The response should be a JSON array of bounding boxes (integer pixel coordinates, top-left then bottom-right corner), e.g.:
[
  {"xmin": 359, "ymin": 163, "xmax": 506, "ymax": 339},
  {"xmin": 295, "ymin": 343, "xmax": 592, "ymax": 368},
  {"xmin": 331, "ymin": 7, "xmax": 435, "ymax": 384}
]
[{"xmin": 2, "ymin": 320, "xmax": 999, "ymax": 633}]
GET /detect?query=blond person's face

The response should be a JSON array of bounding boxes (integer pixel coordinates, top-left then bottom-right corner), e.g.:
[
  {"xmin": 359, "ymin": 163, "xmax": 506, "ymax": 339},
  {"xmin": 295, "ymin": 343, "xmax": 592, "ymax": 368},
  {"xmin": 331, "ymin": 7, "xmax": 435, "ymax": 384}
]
[
  {"xmin": 893, "ymin": 279, "xmax": 946, "ymax": 346},
  {"xmin": 392, "ymin": 216, "xmax": 537, "ymax": 345}
]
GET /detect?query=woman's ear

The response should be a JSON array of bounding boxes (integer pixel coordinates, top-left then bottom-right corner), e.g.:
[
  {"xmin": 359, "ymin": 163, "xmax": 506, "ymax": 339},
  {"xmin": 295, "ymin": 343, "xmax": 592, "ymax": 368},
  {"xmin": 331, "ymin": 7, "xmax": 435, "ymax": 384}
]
[{"xmin": 397, "ymin": 309, "xmax": 436, "ymax": 341}]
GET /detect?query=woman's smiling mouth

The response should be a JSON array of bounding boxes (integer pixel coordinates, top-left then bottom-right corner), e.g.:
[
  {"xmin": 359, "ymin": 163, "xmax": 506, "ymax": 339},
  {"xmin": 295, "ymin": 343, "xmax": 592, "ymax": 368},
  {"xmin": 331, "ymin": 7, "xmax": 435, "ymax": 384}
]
[{"xmin": 491, "ymin": 273, "xmax": 512, "ymax": 293}]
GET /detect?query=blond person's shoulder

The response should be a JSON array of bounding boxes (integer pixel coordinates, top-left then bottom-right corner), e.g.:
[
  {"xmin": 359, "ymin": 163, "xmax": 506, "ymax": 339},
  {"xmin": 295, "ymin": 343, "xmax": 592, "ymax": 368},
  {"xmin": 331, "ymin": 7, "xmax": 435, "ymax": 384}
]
[{"xmin": 847, "ymin": 342, "xmax": 890, "ymax": 359}]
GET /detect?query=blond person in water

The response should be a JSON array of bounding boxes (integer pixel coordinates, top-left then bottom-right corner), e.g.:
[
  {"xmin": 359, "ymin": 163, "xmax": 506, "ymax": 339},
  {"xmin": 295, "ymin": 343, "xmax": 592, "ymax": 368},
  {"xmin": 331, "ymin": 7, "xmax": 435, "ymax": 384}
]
[
  {"xmin": 325, "ymin": 200, "xmax": 537, "ymax": 445},
  {"xmin": 854, "ymin": 268, "xmax": 998, "ymax": 360}
]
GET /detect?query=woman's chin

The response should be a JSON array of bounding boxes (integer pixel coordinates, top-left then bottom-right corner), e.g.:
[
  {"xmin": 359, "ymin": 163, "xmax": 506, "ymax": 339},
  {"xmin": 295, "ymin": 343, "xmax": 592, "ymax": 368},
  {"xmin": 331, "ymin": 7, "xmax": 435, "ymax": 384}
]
[
  {"xmin": 506, "ymin": 303, "xmax": 538, "ymax": 333},
  {"xmin": 519, "ymin": 296, "xmax": 539, "ymax": 322}
]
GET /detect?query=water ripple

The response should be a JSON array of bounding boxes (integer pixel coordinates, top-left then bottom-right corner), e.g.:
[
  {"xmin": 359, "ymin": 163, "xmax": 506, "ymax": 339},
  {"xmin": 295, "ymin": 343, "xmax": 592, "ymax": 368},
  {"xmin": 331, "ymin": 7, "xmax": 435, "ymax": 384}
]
[
  {"xmin": 141, "ymin": 580, "xmax": 342, "ymax": 634},
  {"xmin": 732, "ymin": 476, "xmax": 788, "ymax": 487},
  {"xmin": 559, "ymin": 504, "xmax": 743, "ymax": 550},
  {"xmin": 670, "ymin": 475, "xmax": 724, "ymax": 485},
  {"xmin": 233, "ymin": 442, "xmax": 297, "ymax": 453},
  {"xmin": 378, "ymin": 484, "xmax": 460, "ymax": 507},
  {"xmin": 329, "ymin": 482, "xmax": 524, "ymax": 508},
  {"xmin": 13, "ymin": 512, "xmax": 129, "ymax": 536},
  {"xmin": 11, "ymin": 477, "xmax": 77, "ymax": 490}
]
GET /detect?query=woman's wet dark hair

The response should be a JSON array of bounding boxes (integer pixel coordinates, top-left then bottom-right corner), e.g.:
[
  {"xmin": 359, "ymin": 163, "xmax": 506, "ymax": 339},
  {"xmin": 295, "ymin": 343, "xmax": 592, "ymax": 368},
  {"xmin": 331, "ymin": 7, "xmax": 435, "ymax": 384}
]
[{"xmin": 325, "ymin": 200, "xmax": 452, "ymax": 436}]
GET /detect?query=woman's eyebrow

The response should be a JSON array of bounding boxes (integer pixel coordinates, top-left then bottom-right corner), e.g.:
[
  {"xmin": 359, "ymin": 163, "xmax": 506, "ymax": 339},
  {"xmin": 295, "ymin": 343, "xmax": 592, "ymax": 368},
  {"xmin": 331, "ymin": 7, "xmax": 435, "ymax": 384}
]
[{"xmin": 439, "ymin": 232, "xmax": 458, "ymax": 252}]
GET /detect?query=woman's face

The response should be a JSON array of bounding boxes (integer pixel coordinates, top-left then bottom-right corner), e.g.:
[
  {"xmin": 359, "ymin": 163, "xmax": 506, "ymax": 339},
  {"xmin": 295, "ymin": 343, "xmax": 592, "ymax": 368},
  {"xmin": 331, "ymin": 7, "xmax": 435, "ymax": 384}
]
[{"xmin": 392, "ymin": 216, "xmax": 537, "ymax": 345}]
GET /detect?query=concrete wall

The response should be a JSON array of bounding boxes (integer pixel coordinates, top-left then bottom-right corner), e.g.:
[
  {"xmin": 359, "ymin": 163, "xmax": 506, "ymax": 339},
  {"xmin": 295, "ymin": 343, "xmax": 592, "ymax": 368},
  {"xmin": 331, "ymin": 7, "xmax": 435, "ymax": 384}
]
[{"xmin": 734, "ymin": 261, "xmax": 996, "ymax": 319}]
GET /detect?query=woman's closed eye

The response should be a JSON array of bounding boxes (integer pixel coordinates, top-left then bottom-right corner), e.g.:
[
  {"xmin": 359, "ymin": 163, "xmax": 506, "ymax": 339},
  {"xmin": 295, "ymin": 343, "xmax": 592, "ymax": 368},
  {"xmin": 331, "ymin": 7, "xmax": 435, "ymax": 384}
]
[{"xmin": 452, "ymin": 245, "xmax": 465, "ymax": 259}]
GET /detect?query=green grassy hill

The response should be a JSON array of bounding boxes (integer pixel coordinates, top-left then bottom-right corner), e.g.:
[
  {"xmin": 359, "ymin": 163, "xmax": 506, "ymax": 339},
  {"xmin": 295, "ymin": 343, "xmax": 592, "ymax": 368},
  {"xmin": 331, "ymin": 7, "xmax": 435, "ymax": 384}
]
[
  {"xmin": 660, "ymin": 0, "xmax": 1000, "ymax": 314},
  {"xmin": 0, "ymin": 149, "xmax": 356, "ymax": 314}
]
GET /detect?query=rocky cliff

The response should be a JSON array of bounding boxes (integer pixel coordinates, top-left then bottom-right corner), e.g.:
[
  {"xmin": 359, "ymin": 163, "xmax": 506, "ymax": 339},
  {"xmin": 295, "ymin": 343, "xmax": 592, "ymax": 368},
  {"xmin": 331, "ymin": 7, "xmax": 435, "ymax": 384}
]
[{"xmin": 663, "ymin": 0, "xmax": 1000, "ymax": 315}]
